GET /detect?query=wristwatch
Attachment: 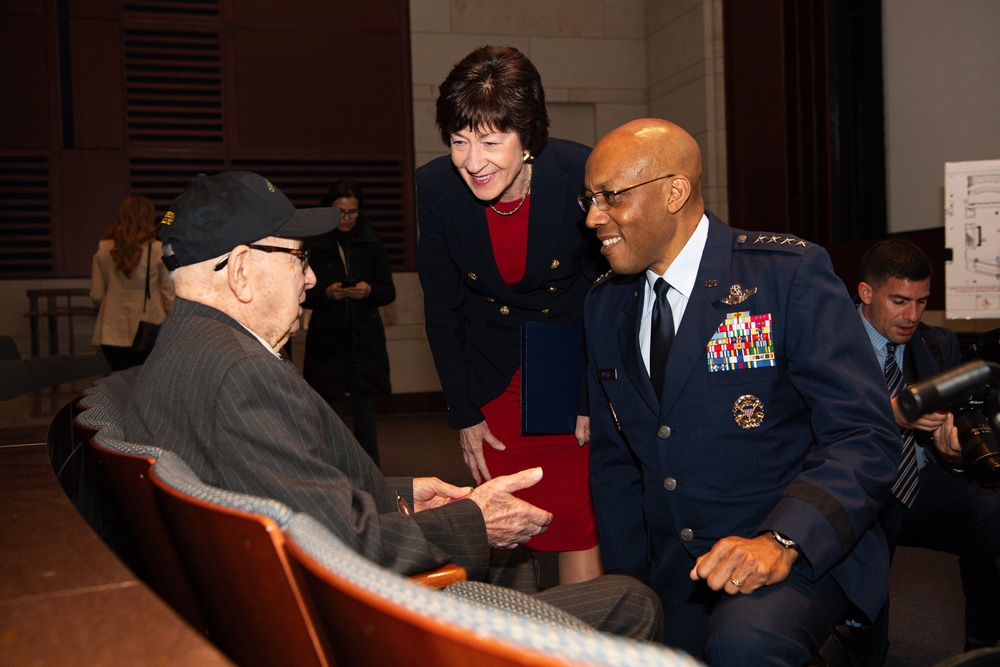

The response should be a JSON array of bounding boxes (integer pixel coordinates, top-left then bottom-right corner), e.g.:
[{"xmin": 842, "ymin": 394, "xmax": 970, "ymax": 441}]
[{"xmin": 771, "ymin": 530, "xmax": 799, "ymax": 552}]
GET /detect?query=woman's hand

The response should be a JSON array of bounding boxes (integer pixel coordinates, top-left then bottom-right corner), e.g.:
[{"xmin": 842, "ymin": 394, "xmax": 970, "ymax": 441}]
[
  {"xmin": 575, "ymin": 415, "xmax": 590, "ymax": 446},
  {"xmin": 326, "ymin": 281, "xmax": 371, "ymax": 300},
  {"xmin": 459, "ymin": 420, "xmax": 506, "ymax": 484}
]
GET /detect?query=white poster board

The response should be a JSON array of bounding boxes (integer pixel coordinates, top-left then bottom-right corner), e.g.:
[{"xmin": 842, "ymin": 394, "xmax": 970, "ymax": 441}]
[{"xmin": 944, "ymin": 159, "xmax": 1000, "ymax": 319}]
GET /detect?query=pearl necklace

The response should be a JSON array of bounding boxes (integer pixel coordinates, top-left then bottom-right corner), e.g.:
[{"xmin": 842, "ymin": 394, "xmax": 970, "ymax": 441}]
[{"xmin": 489, "ymin": 163, "xmax": 532, "ymax": 217}]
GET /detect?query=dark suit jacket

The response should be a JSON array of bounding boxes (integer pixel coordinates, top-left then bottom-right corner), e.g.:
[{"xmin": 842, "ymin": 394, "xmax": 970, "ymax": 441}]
[
  {"xmin": 303, "ymin": 222, "xmax": 396, "ymax": 398},
  {"xmin": 585, "ymin": 214, "xmax": 901, "ymax": 620},
  {"xmin": 904, "ymin": 323, "xmax": 961, "ymax": 383},
  {"xmin": 905, "ymin": 323, "xmax": 962, "ymax": 453},
  {"xmin": 129, "ymin": 298, "xmax": 491, "ymax": 580},
  {"xmin": 417, "ymin": 138, "xmax": 606, "ymax": 428}
]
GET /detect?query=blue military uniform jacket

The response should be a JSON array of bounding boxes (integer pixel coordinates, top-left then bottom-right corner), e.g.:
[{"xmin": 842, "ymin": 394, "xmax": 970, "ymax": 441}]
[{"xmin": 585, "ymin": 212, "xmax": 902, "ymax": 619}]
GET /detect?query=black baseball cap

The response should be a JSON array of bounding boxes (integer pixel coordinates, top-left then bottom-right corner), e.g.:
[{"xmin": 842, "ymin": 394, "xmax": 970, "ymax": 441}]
[{"xmin": 158, "ymin": 171, "xmax": 341, "ymax": 270}]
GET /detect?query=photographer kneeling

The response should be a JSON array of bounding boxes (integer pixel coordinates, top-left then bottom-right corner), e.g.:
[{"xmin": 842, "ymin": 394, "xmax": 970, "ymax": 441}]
[{"xmin": 856, "ymin": 239, "xmax": 1000, "ymax": 663}]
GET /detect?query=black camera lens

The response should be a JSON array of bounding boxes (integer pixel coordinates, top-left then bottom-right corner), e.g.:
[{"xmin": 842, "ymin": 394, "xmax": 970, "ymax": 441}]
[{"xmin": 953, "ymin": 409, "xmax": 1000, "ymax": 489}]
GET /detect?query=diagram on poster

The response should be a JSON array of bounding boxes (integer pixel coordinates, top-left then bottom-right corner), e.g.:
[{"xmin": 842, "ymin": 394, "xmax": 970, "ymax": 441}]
[{"xmin": 944, "ymin": 159, "xmax": 1000, "ymax": 319}]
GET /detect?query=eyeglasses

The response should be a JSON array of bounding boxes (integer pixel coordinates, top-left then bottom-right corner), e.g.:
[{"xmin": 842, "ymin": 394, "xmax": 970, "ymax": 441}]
[
  {"xmin": 339, "ymin": 208, "xmax": 359, "ymax": 218},
  {"xmin": 577, "ymin": 174, "xmax": 677, "ymax": 212},
  {"xmin": 213, "ymin": 244, "xmax": 311, "ymax": 271}
]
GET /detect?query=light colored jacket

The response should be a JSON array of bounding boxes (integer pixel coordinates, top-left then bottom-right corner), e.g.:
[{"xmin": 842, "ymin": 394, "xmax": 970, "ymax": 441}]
[{"xmin": 90, "ymin": 239, "xmax": 174, "ymax": 347}]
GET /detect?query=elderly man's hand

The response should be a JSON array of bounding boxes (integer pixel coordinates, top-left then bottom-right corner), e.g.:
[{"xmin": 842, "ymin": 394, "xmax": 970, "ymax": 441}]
[
  {"xmin": 412, "ymin": 477, "xmax": 473, "ymax": 512},
  {"xmin": 469, "ymin": 467, "xmax": 552, "ymax": 549},
  {"xmin": 690, "ymin": 534, "xmax": 797, "ymax": 595}
]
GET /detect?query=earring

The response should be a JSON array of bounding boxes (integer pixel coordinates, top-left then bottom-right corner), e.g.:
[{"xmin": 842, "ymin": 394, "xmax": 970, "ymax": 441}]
[{"xmin": 523, "ymin": 151, "xmax": 532, "ymax": 162}]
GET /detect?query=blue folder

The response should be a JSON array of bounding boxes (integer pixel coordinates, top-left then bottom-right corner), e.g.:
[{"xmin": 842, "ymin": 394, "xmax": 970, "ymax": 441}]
[{"xmin": 520, "ymin": 322, "xmax": 584, "ymax": 434}]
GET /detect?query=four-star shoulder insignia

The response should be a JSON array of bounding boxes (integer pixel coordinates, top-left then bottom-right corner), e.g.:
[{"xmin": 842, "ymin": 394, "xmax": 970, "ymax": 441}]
[
  {"xmin": 594, "ymin": 269, "xmax": 615, "ymax": 285},
  {"xmin": 747, "ymin": 233, "xmax": 809, "ymax": 249}
]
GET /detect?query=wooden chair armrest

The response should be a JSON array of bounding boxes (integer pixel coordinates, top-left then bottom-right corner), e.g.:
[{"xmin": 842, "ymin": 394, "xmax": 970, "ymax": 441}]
[{"xmin": 408, "ymin": 563, "xmax": 467, "ymax": 589}]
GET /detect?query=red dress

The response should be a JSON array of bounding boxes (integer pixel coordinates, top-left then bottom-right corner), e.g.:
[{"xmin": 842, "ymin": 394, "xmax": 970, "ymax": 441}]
[{"xmin": 480, "ymin": 195, "xmax": 598, "ymax": 552}]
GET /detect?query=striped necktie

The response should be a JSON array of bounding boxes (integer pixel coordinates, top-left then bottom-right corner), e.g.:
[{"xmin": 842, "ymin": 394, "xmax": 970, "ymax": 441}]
[
  {"xmin": 649, "ymin": 278, "xmax": 674, "ymax": 399},
  {"xmin": 885, "ymin": 342, "xmax": 919, "ymax": 507}
]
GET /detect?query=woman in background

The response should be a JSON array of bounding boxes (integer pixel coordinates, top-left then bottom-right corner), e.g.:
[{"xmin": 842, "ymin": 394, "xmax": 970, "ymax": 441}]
[
  {"xmin": 90, "ymin": 194, "xmax": 173, "ymax": 371},
  {"xmin": 417, "ymin": 46, "xmax": 607, "ymax": 584},
  {"xmin": 304, "ymin": 179, "xmax": 396, "ymax": 466}
]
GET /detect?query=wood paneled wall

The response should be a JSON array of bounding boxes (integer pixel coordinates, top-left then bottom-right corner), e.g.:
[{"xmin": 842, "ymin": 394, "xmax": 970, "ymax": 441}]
[{"xmin": 0, "ymin": 0, "xmax": 416, "ymax": 278}]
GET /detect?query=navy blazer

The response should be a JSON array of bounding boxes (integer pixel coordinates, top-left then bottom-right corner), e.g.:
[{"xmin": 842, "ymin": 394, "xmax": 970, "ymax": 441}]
[
  {"xmin": 585, "ymin": 213, "xmax": 902, "ymax": 619},
  {"xmin": 417, "ymin": 138, "xmax": 606, "ymax": 429},
  {"xmin": 905, "ymin": 323, "xmax": 961, "ymax": 382}
]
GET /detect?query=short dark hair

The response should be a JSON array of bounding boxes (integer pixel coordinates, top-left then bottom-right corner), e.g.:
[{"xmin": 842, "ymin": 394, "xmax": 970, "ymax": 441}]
[
  {"xmin": 320, "ymin": 179, "xmax": 363, "ymax": 208},
  {"xmin": 859, "ymin": 239, "xmax": 932, "ymax": 288},
  {"xmin": 435, "ymin": 45, "xmax": 549, "ymax": 156}
]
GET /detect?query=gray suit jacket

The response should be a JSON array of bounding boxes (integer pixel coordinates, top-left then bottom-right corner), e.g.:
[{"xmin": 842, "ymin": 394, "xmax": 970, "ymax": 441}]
[{"xmin": 129, "ymin": 298, "xmax": 491, "ymax": 580}]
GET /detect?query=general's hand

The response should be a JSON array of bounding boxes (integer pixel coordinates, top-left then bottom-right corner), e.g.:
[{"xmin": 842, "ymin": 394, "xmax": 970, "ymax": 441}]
[
  {"xmin": 412, "ymin": 477, "xmax": 473, "ymax": 512},
  {"xmin": 575, "ymin": 415, "xmax": 590, "ymax": 447},
  {"xmin": 690, "ymin": 534, "xmax": 797, "ymax": 595},
  {"xmin": 459, "ymin": 420, "xmax": 506, "ymax": 484},
  {"xmin": 469, "ymin": 467, "xmax": 551, "ymax": 549},
  {"xmin": 931, "ymin": 412, "xmax": 963, "ymax": 463}
]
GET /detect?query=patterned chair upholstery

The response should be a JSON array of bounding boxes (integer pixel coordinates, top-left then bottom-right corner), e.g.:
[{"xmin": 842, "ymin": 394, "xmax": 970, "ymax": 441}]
[
  {"xmin": 286, "ymin": 511, "xmax": 704, "ymax": 667},
  {"xmin": 75, "ymin": 365, "xmax": 144, "ymax": 438},
  {"xmin": 152, "ymin": 449, "xmax": 294, "ymax": 526}
]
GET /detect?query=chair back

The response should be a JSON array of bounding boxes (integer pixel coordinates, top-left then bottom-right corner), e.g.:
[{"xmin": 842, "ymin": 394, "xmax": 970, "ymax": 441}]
[
  {"xmin": 76, "ymin": 369, "xmax": 207, "ymax": 632},
  {"xmin": 150, "ymin": 451, "xmax": 330, "ymax": 667},
  {"xmin": 285, "ymin": 512, "xmax": 703, "ymax": 667},
  {"xmin": 88, "ymin": 431, "xmax": 208, "ymax": 631}
]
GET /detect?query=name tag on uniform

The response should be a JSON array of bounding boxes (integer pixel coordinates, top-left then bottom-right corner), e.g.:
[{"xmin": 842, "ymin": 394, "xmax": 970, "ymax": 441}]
[{"xmin": 598, "ymin": 368, "xmax": 618, "ymax": 380}]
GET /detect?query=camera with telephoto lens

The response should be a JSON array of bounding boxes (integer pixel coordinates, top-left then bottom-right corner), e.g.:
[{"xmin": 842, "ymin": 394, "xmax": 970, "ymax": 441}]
[{"xmin": 943, "ymin": 329, "xmax": 1000, "ymax": 488}]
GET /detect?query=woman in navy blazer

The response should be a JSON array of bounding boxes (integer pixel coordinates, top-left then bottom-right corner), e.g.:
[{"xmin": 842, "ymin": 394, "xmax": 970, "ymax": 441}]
[{"xmin": 417, "ymin": 46, "xmax": 608, "ymax": 584}]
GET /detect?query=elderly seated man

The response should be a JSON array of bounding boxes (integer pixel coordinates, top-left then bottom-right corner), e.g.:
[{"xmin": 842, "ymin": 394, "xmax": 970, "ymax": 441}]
[{"xmin": 125, "ymin": 171, "xmax": 662, "ymax": 640}]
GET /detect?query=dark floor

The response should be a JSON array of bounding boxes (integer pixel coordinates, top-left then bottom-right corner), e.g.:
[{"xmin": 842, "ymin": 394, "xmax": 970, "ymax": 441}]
[{"xmin": 372, "ymin": 411, "xmax": 977, "ymax": 667}]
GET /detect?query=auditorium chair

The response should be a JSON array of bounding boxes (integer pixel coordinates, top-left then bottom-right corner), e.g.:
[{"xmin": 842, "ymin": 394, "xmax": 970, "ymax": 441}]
[{"xmin": 285, "ymin": 511, "xmax": 705, "ymax": 667}]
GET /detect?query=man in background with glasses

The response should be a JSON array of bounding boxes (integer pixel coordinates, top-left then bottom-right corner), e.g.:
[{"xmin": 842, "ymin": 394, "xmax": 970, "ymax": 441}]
[
  {"xmin": 127, "ymin": 171, "xmax": 663, "ymax": 640},
  {"xmin": 581, "ymin": 119, "xmax": 901, "ymax": 664}
]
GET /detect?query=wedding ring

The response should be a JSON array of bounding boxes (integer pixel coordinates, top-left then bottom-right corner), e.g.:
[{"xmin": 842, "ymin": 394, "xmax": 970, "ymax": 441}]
[{"xmin": 730, "ymin": 577, "xmax": 744, "ymax": 588}]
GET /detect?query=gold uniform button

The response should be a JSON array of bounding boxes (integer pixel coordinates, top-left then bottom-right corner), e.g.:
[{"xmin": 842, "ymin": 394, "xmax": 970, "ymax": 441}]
[
  {"xmin": 657, "ymin": 425, "xmax": 671, "ymax": 439},
  {"xmin": 546, "ymin": 287, "xmax": 557, "ymax": 293},
  {"xmin": 680, "ymin": 528, "xmax": 694, "ymax": 541},
  {"xmin": 500, "ymin": 305, "xmax": 510, "ymax": 315},
  {"xmin": 550, "ymin": 259, "xmax": 560, "ymax": 269},
  {"xmin": 663, "ymin": 477, "xmax": 677, "ymax": 491},
  {"xmin": 486, "ymin": 296, "xmax": 495, "ymax": 302},
  {"xmin": 541, "ymin": 308, "xmax": 549, "ymax": 314},
  {"xmin": 467, "ymin": 272, "xmax": 478, "ymax": 280}
]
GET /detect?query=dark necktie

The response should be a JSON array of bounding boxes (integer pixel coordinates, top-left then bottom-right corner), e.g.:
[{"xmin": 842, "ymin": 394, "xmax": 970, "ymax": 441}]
[
  {"xmin": 649, "ymin": 278, "xmax": 674, "ymax": 398},
  {"xmin": 885, "ymin": 342, "xmax": 919, "ymax": 507}
]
